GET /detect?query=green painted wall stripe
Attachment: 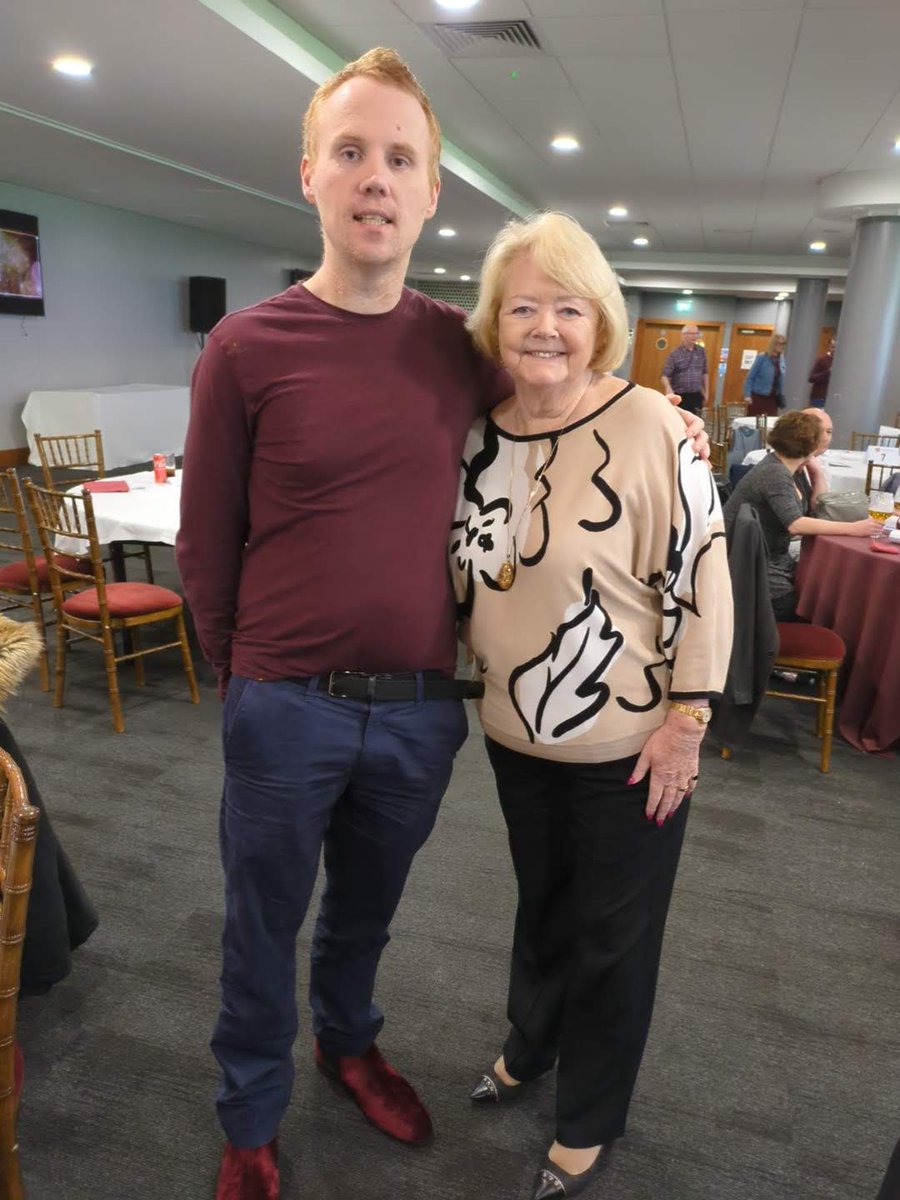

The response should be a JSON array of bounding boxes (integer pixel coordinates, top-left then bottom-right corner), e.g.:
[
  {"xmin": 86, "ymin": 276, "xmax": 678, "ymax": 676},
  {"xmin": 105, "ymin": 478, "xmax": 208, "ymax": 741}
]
[{"xmin": 197, "ymin": 0, "xmax": 532, "ymax": 216}]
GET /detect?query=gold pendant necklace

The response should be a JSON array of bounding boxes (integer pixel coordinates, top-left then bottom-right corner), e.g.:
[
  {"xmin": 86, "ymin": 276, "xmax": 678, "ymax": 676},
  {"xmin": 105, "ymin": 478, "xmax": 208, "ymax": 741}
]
[
  {"xmin": 496, "ymin": 559, "xmax": 516, "ymax": 590},
  {"xmin": 495, "ymin": 372, "xmax": 595, "ymax": 590}
]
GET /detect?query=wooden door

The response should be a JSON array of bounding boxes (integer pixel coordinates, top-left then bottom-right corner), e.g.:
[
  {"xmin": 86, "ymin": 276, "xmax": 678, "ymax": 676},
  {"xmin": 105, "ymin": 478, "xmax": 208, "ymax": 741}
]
[
  {"xmin": 722, "ymin": 324, "xmax": 772, "ymax": 408},
  {"xmin": 631, "ymin": 320, "xmax": 723, "ymax": 401}
]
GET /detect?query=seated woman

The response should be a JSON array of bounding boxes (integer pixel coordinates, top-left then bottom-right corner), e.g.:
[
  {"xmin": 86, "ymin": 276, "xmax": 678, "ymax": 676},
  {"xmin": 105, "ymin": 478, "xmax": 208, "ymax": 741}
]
[
  {"xmin": 723, "ymin": 410, "xmax": 878, "ymax": 620},
  {"xmin": 451, "ymin": 212, "xmax": 734, "ymax": 1199}
]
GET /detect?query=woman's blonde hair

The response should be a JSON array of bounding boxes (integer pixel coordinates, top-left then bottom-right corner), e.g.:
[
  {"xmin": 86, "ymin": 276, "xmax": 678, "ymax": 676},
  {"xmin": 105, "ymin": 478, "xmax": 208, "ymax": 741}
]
[
  {"xmin": 766, "ymin": 332, "xmax": 787, "ymax": 354},
  {"xmin": 467, "ymin": 212, "xmax": 629, "ymax": 373},
  {"xmin": 302, "ymin": 48, "xmax": 442, "ymax": 189}
]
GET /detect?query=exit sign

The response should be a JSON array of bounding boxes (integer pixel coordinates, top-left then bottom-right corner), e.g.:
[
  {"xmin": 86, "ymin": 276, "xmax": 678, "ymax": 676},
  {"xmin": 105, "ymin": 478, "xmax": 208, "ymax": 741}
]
[{"xmin": 675, "ymin": 299, "xmax": 693, "ymax": 313}]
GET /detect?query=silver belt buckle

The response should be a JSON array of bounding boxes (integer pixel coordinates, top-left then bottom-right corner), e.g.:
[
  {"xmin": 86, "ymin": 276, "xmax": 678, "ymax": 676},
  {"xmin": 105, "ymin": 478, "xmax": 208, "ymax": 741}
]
[{"xmin": 327, "ymin": 669, "xmax": 365, "ymax": 697}]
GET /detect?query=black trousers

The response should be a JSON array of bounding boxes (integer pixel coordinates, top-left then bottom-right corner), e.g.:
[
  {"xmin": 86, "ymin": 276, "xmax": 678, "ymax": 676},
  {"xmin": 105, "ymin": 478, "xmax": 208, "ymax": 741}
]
[
  {"xmin": 486, "ymin": 738, "xmax": 689, "ymax": 1147},
  {"xmin": 877, "ymin": 1134, "xmax": 900, "ymax": 1200},
  {"xmin": 678, "ymin": 390, "xmax": 705, "ymax": 416}
]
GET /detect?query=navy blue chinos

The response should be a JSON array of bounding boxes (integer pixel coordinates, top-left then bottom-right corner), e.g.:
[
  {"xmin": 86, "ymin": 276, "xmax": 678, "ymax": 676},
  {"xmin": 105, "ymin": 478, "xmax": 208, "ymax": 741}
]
[{"xmin": 212, "ymin": 675, "xmax": 468, "ymax": 1148}]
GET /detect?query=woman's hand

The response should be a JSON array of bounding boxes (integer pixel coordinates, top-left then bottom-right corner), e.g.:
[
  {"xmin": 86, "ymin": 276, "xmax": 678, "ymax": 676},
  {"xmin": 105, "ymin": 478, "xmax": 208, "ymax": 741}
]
[
  {"xmin": 851, "ymin": 517, "xmax": 885, "ymax": 537},
  {"xmin": 672, "ymin": 406, "xmax": 710, "ymax": 461},
  {"xmin": 630, "ymin": 711, "xmax": 706, "ymax": 824}
]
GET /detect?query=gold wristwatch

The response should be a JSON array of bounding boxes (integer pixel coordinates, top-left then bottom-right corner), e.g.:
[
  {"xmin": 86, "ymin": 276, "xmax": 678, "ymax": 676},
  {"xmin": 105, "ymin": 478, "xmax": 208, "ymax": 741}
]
[{"xmin": 669, "ymin": 701, "xmax": 712, "ymax": 725}]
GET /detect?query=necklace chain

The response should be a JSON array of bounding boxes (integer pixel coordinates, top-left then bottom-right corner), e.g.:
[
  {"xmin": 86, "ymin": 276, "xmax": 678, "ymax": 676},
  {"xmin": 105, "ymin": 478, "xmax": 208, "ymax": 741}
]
[{"xmin": 494, "ymin": 372, "xmax": 595, "ymax": 591}]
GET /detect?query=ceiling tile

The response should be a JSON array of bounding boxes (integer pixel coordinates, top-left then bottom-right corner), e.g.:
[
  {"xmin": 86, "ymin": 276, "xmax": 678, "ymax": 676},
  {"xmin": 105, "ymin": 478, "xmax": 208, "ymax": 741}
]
[{"xmin": 534, "ymin": 14, "xmax": 669, "ymax": 58}]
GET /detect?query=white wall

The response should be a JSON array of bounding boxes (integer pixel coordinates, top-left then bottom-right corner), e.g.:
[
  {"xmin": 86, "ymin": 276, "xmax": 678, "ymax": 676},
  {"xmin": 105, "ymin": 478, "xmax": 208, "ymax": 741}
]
[{"xmin": 0, "ymin": 182, "xmax": 316, "ymax": 448}]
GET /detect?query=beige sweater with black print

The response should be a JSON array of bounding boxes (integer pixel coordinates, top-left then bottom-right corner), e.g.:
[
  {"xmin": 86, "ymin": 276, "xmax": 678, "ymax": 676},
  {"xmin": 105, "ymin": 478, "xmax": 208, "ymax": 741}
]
[{"xmin": 450, "ymin": 382, "xmax": 733, "ymax": 763}]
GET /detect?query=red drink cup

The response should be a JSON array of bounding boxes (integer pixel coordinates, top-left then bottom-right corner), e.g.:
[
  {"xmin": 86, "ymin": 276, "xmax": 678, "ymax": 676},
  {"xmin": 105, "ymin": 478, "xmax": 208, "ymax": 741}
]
[{"xmin": 153, "ymin": 454, "xmax": 167, "ymax": 483}]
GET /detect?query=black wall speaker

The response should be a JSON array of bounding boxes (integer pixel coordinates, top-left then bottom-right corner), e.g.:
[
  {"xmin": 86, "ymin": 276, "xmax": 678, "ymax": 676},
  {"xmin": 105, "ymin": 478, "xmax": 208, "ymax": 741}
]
[
  {"xmin": 288, "ymin": 268, "xmax": 312, "ymax": 285},
  {"xmin": 188, "ymin": 276, "xmax": 226, "ymax": 333}
]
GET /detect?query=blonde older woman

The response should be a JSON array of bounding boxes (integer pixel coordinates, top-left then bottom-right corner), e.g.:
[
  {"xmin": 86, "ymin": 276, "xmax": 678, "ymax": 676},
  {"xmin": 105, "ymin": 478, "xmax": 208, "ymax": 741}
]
[
  {"xmin": 744, "ymin": 332, "xmax": 788, "ymax": 416},
  {"xmin": 450, "ymin": 213, "xmax": 733, "ymax": 1199}
]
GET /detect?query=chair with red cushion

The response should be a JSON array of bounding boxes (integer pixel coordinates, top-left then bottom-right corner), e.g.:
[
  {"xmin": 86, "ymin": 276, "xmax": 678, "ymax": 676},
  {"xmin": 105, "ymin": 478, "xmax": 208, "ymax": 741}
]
[
  {"xmin": 33, "ymin": 430, "xmax": 154, "ymax": 582},
  {"xmin": 24, "ymin": 480, "xmax": 199, "ymax": 733},
  {"xmin": 767, "ymin": 623, "xmax": 845, "ymax": 773},
  {"xmin": 715, "ymin": 504, "xmax": 846, "ymax": 773},
  {"xmin": 0, "ymin": 471, "xmax": 56, "ymax": 692},
  {"xmin": 0, "ymin": 747, "xmax": 40, "ymax": 1200}
]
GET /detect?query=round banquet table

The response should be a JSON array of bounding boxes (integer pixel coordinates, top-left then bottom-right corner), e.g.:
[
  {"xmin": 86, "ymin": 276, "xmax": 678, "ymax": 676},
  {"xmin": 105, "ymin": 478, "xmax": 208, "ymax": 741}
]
[{"xmin": 795, "ymin": 534, "xmax": 900, "ymax": 753}]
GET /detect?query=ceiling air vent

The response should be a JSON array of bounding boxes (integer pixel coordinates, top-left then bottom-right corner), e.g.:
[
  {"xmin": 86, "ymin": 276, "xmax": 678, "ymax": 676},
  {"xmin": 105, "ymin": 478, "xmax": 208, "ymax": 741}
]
[{"xmin": 423, "ymin": 20, "xmax": 543, "ymax": 57}]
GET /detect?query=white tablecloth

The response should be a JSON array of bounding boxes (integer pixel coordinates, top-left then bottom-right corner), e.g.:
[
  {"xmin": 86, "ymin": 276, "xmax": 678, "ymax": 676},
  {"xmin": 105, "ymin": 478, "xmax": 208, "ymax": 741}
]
[
  {"xmin": 819, "ymin": 449, "xmax": 868, "ymax": 494},
  {"xmin": 740, "ymin": 448, "xmax": 869, "ymax": 495},
  {"xmin": 56, "ymin": 471, "xmax": 181, "ymax": 554},
  {"xmin": 22, "ymin": 384, "xmax": 190, "ymax": 470}
]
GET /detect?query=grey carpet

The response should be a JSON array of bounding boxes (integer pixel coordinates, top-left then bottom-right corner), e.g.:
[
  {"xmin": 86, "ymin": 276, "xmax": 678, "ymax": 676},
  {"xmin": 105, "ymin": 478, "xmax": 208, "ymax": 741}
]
[{"xmin": 9, "ymin": 544, "xmax": 899, "ymax": 1200}]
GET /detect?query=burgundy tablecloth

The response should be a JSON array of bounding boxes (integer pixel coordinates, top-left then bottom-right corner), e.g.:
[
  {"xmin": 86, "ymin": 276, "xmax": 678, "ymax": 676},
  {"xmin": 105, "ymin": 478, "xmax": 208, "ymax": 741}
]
[{"xmin": 795, "ymin": 535, "xmax": 900, "ymax": 753}]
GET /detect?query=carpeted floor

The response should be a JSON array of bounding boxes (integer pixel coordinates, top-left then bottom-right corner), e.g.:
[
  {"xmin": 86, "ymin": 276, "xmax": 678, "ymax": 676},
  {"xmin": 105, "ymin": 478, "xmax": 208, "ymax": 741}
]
[{"xmin": 9, "ymin": 545, "xmax": 899, "ymax": 1200}]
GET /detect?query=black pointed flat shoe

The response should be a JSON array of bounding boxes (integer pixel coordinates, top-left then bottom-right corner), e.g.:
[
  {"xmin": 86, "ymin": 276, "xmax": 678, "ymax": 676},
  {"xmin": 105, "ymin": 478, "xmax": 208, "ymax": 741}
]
[
  {"xmin": 531, "ymin": 1144, "xmax": 610, "ymax": 1199},
  {"xmin": 469, "ymin": 1066, "xmax": 526, "ymax": 1103}
]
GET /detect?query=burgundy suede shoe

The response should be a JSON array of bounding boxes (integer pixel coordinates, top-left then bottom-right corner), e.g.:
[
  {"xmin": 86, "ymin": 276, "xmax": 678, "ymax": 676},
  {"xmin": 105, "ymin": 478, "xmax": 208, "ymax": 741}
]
[
  {"xmin": 214, "ymin": 1138, "xmax": 279, "ymax": 1200},
  {"xmin": 315, "ymin": 1040, "xmax": 433, "ymax": 1145}
]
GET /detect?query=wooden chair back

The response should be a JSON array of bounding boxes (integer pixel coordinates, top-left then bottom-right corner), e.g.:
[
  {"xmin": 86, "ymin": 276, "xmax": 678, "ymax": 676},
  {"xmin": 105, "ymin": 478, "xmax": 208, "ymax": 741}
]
[
  {"xmin": 724, "ymin": 401, "xmax": 750, "ymax": 423},
  {"xmin": 0, "ymin": 472, "xmax": 51, "ymax": 690},
  {"xmin": 0, "ymin": 474, "xmax": 41, "ymax": 598},
  {"xmin": 849, "ymin": 431, "xmax": 899, "ymax": 453},
  {"xmin": 23, "ymin": 481, "xmax": 104, "ymax": 611},
  {"xmin": 33, "ymin": 430, "xmax": 105, "ymax": 491},
  {"xmin": 0, "ymin": 748, "xmax": 39, "ymax": 1200},
  {"xmin": 865, "ymin": 462, "xmax": 900, "ymax": 495}
]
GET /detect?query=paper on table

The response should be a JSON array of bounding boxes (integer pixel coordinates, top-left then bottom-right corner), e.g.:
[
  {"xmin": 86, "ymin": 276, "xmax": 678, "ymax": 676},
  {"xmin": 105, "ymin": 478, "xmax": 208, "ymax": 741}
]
[{"xmin": 83, "ymin": 480, "xmax": 129, "ymax": 493}]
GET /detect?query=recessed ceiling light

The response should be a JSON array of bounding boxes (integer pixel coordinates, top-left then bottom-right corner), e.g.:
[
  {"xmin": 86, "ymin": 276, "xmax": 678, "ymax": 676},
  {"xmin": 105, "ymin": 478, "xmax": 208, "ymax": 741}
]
[
  {"xmin": 436, "ymin": 0, "xmax": 479, "ymax": 9},
  {"xmin": 809, "ymin": 240, "xmax": 827, "ymax": 252},
  {"xmin": 893, "ymin": 136, "xmax": 900, "ymax": 154},
  {"xmin": 438, "ymin": 227, "xmax": 457, "ymax": 238},
  {"xmin": 434, "ymin": 267, "xmax": 446, "ymax": 274},
  {"xmin": 551, "ymin": 135, "xmax": 580, "ymax": 153},
  {"xmin": 52, "ymin": 55, "xmax": 94, "ymax": 77},
  {"xmin": 633, "ymin": 237, "xmax": 649, "ymax": 247},
  {"xmin": 682, "ymin": 289, "xmax": 693, "ymax": 295},
  {"xmin": 460, "ymin": 274, "xmax": 471, "ymax": 281},
  {"xmin": 608, "ymin": 205, "xmax": 628, "ymax": 218}
]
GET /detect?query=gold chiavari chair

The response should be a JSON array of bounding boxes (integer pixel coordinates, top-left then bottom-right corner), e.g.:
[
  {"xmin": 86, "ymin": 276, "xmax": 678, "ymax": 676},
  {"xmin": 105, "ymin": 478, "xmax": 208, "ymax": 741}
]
[
  {"xmin": 24, "ymin": 480, "xmax": 199, "ymax": 733},
  {"xmin": 849, "ymin": 431, "xmax": 899, "ymax": 453},
  {"xmin": 864, "ymin": 461, "xmax": 900, "ymax": 495},
  {"xmin": 33, "ymin": 430, "xmax": 154, "ymax": 582},
  {"xmin": 0, "ymin": 748, "xmax": 39, "ymax": 1200}
]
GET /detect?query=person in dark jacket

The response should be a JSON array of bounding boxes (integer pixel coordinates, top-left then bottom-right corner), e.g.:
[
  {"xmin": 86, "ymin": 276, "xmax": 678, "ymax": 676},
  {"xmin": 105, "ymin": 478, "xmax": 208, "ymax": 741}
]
[
  {"xmin": 0, "ymin": 617, "xmax": 98, "ymax": 990},
  {"xmin": 807, "ymin": 336, "xmax": 835, "ymax": 407}
]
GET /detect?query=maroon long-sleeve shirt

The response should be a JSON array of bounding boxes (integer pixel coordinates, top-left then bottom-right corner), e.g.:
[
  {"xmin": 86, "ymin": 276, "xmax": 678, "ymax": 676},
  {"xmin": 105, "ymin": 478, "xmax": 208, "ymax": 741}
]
[{"xmin": 176, "ymin": 284, "xmax": 509, "ymax": 684}]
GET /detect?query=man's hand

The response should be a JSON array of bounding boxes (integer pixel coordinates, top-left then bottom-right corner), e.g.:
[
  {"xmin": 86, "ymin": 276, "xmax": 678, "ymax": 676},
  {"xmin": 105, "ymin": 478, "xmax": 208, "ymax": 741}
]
[{"xmin": 673, "ymin": 406, "xmax": 710, "ymax": 461}]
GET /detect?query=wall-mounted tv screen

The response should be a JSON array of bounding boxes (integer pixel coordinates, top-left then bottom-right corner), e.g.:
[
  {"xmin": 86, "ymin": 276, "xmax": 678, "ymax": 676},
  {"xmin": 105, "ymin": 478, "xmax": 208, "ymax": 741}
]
[{"xmin": 0, "ymin": 210, "xmax": 45, "ymax": 317}]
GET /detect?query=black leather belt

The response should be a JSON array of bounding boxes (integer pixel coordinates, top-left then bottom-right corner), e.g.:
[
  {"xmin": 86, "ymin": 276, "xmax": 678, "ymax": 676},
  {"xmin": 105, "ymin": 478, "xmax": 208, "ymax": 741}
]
[{"xmin": 313, "ymin": 671, "xmax": 483, "ymax": 702}]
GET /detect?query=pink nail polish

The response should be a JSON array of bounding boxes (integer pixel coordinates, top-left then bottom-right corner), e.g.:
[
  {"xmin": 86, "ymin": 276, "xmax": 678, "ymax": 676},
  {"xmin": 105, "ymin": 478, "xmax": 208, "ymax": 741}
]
[
  {"xmin": 656, "ymin": 817, "xmax": 665, "ymax": 827},
  {"xmin": 627, "ymin": 775, "xmax": 636, "ymax": 785}
]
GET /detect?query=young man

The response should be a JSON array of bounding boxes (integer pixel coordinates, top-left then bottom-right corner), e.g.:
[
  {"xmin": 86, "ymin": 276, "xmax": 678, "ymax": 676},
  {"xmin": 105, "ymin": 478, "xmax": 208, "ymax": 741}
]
[{"xmin": 177, "ymin": 48, "xmax": 707, "ymax": 1200}]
